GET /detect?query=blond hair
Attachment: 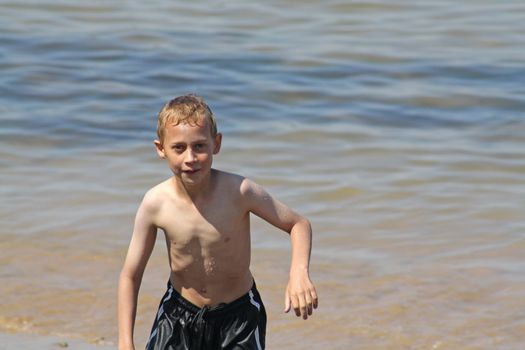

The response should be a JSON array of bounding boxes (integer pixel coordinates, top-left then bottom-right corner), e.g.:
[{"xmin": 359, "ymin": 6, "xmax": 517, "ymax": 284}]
[{"xmin": 156, "ymin": 94, "xmax": 217, "ymax": 143}]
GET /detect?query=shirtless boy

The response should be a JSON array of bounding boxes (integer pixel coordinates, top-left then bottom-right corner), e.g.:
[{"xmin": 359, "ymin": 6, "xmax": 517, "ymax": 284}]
[{"xmin": 118, "ymin": 95, "xmax": 318, "ymax": 350}]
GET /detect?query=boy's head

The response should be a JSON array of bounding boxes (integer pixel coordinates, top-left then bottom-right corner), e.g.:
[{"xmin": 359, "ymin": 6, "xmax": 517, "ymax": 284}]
[
  {"xmin": 156, "ymin": 94, "xmax": 218, "ymax": 144},
  {"xmin": 154, "ymin": 95, "xmax": 222, "ymax": 183}
]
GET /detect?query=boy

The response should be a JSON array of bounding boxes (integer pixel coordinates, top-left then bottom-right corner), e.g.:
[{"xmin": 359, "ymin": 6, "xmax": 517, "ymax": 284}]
[{"xmin": 118, "ymin": 95, "xmax": 318, "ymax": 350}]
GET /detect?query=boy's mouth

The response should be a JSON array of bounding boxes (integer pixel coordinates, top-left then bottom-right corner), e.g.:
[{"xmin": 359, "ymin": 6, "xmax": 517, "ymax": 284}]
[{"xmin": 182, "ymin": 169, "xmax": 200, "ymax": 174}]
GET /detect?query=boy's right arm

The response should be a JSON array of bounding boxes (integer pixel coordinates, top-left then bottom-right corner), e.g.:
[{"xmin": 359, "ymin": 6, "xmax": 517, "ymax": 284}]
[{"xmin": 118, "ymin": 192, "xmax": 159, "ymax": 350}]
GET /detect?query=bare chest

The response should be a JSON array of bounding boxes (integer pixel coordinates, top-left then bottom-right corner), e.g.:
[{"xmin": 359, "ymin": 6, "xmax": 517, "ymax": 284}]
[{"xmin": 156, "ymin": 196, "xmax": 248, "ymax": 249}]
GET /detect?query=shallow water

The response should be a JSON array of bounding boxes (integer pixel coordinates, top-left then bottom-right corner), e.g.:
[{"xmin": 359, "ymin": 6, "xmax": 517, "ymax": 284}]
[{"xmin": 1, "ymin": 0, "xmax": 525, "ymax": 348}]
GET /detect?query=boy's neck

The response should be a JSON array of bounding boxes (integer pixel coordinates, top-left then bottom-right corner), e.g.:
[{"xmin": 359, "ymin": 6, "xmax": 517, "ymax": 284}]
[{"xmin": 172, "ymin": 169, "xmax": 217, "ymax": 201}]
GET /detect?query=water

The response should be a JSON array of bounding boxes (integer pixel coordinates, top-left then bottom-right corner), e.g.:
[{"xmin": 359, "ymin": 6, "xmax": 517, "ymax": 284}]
[{"xmin": 1, "ymin": 0, "xmax": 525, "ymax": 348}]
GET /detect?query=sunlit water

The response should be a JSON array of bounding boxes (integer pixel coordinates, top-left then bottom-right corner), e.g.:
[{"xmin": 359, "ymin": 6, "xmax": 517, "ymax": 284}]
[{"xmin": 1, "ymin": 1, "xmax": 525, "ymax": 348}]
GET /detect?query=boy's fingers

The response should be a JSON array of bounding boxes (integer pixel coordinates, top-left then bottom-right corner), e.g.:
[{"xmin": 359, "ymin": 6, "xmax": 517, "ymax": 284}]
[
  {"xmin": 292, "ymin": 296, "xmax": 301, "ymax": 317},
  {"xmin": 298, "ymin": 293, "xmax": 308, "ymax": 320},
  {"xmin": 284, "ymin": 294, "xmax": 291, "ymax": 313},
  {"xmin": 305, "ymin": 293, "xmax": 313, "ymax": 316},
  {"xmin": 286, "ymin": 286, "xmax": 319, "ymax": 318},
  {"xmin": 311, "ymin": 288, "xmax": 319, "ymax": 309}
]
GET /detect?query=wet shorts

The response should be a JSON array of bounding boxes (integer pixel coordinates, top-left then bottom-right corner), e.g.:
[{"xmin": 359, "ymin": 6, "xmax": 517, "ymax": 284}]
[{"xmin": 146, "ymin": 280, "xmax": 266, "ymax": 350}]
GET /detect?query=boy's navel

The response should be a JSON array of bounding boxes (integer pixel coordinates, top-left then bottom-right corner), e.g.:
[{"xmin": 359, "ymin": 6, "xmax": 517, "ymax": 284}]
[{"xmin": 204, "ymin": 257, "xmax": 216, "ymax": 275}]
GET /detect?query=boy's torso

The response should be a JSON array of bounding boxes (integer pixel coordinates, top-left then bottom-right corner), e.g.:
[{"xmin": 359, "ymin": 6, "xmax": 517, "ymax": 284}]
[{"xmin": 151, "ymin": 170, "xmax": 253, "ymax": 308}]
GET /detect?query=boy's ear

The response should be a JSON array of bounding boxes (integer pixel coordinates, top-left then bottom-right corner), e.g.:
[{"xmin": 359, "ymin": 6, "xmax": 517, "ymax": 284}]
[
  {"xmin": 213, "ymin": 133, "xmax": 222, "ymax": 154},
  {"xmin": 153, "ymin": 139, "xmax": 166, "ymax": 159}
]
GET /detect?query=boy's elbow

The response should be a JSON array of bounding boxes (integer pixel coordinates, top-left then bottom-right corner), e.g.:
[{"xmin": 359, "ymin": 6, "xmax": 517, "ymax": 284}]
[
  {"xmin": 119, "ymin": 270, "xmax": 143, "ymax": 295},
  {"xmin": 119, "ymin": 263, "xmax": 142, "ymax": 284},
  {"xmin": 119, "ymin": 268, "xmax": 134, "ymax": 284},
  {"xmin": 291, "ymin": 216, "xmax": 311, "ymax": 234},
  {"xmin": 299, "ymin": 217, "xmax": 311, "ymax": 228}
]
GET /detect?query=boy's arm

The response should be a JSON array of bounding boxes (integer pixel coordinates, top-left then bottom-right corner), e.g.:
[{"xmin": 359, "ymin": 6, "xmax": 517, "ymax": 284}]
[
  {"xmin": 118, "ymin": 192, "xmax": 158, "ymax": 350},
  {"xmin": 240, "ymin": 178, "xmax": 318, "ymax": 320}
]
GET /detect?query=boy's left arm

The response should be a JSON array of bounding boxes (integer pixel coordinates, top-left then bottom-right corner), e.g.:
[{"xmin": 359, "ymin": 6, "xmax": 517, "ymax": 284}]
[{"xmin": 241, "ymin": 179, "xmax": 318, "ymax": 320}]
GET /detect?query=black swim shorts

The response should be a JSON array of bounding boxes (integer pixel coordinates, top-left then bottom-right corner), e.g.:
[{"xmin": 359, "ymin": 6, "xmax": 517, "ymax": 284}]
[{"xmin": 145, "ymin": 280, "xmax": 266, "ymax": 350}]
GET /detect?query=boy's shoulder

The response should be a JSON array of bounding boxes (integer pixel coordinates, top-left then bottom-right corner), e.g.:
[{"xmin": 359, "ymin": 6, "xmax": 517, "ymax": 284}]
[
  {"xmin": 214, "ymin": 169, "xmax": 244, "ymax": 187},
  {"xmin": 140, "ymin": 178, "xmax": 173, "ymax": 211},
  {"xmin": 140, "ymin": 171, "xmax": 264, "ymax": 207},
  {"xmin": 214, "ymin": 169, "xmax": 260, "ymax": 195}
]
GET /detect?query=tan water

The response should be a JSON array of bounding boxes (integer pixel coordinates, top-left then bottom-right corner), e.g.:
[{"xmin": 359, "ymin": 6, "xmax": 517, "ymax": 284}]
[{"xmin": 1, "ymin": 0, "xmax": 525, "ymax": 349}]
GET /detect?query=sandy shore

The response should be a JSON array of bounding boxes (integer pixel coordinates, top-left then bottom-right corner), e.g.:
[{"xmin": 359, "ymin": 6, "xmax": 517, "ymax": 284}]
[{"xmin": 0, "ymin": 332, "xmax": 114, "ymax": 350}]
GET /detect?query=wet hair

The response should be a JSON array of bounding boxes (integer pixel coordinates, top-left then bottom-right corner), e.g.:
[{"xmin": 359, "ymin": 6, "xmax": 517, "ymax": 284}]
[{"xmin": 156, "ymin": 94, "xmax": 217, "ymax": 143}]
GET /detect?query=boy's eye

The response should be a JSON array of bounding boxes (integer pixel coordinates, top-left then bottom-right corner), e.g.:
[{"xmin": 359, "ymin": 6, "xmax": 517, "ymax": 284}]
[{"xmin": 172, "ymin": 145, "xmax": 185, "ymax": 152}]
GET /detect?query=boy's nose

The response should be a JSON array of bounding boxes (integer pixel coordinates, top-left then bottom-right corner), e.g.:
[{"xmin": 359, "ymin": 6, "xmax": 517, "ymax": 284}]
[{"xmin": 185, "ymin": 150, "xmax": 197, "ymax": 163}]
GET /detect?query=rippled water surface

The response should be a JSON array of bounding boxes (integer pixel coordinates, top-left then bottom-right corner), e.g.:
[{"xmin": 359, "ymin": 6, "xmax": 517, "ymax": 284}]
[{"xmin": 1, "ymin": 1, "xmax": 525, "ymax": 348}]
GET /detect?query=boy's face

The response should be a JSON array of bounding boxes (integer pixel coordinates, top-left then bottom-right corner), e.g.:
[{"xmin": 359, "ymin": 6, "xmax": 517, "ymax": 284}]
[{"xmin": 154, "ymin": 121, "xmax": 222, "ymax": 186}]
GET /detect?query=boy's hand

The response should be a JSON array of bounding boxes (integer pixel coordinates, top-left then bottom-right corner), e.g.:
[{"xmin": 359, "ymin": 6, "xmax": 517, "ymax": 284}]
[{"xmin": 284, "ymin": 272, "xmax": 318, "ymax": 320}]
